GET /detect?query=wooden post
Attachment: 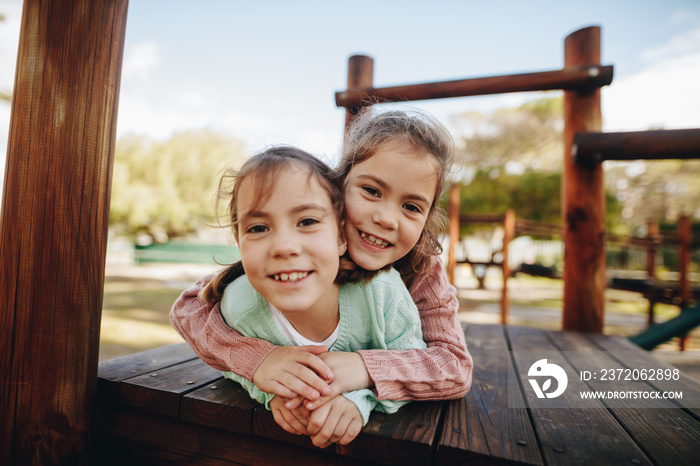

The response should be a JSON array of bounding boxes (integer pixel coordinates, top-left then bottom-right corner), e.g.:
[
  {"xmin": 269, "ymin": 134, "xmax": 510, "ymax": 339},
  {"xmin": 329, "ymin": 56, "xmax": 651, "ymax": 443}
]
[
  {"xmin": 678, "ymin": 215, "xmax": 691, "ymax": 306},
  {"xmin": 678, "ymin": 215, "xmax": 691, "ymax": 350},
  {"xmin": 646, "ymin": 222, "xmax": 660, "ymax": 326},
  {"xmin": 344, "ymin": 55, "xmax": 374, "ymax": 134},
  {"xmin": 447, "ymin": 184, "xmax": 461, "ymax": 283},
  {"xmin": 501, "ymin": 209, "xmax": 515, "ymax": 324},
  {"xmin": 0, "ymin": 1, "xmax": 128, "ymax": 464},
  {"xmin": 646, "ymin": 221, "xmax": 659, "ymax": 281},
  {"xmin": 562, "ymin": 27, "xmax": 605, "ymax": 332}
]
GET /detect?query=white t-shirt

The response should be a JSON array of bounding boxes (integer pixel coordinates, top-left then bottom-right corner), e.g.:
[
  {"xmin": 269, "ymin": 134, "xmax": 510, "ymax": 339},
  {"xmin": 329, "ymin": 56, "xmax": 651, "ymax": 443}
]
[{"xmin": 268, "ymin": 303, "xmax": 340, "ymax": 347}]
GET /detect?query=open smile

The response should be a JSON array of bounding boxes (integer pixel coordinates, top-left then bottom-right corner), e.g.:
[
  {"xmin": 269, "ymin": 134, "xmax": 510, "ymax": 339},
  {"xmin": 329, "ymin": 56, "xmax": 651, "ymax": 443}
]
[
  {"xmin": 359, "ymin": 230, "xmax": 392, "ymax": 249},
  {"xmin": 271, "ymin": 271, "xmax": 311, "ymax": 283}
]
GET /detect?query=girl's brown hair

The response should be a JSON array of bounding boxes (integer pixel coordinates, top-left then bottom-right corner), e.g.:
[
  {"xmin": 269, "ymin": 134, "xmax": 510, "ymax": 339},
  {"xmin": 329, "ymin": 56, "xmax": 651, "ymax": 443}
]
[
  {"xmin": 200, "ymin": 145, "xmax": 376, "ymax": 306},
  {"xmin": 337, "ymin": 108, "xmax": 456, "ymax": 288}
]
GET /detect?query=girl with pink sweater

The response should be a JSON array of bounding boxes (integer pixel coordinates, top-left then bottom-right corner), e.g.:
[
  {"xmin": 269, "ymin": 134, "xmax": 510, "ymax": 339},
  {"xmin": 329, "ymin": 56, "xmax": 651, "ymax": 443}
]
[{"xmin": 171, "ymin": 109, "xmax": 473, "ymax": 442}]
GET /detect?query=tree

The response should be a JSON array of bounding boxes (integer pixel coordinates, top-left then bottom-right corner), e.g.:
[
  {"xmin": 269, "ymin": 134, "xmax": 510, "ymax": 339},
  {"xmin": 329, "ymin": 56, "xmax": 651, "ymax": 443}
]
[
  {"xmin": 604, "ymin": 159, "xmax": 700, "ymax": 235},
  {"xmin": 452, "ymin": 96, "xmax": 563, "ymax": 173},
  {"xmin": 450, "ymin": 96, "xmax": 622, "ymax": 236},
  {"xmin": 1, "ymin": 13, "xmax": 12, "ymax": 103},
  {"xmin": 109, "ymin": 129, "xmax": 246, "ymax": 240}
]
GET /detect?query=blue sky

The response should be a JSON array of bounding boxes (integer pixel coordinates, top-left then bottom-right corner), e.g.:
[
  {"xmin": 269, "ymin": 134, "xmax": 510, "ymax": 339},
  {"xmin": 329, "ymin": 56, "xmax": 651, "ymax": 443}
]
[{"xmin": 1, "ymin": 0, "xmax": 700, "ymax": 196}]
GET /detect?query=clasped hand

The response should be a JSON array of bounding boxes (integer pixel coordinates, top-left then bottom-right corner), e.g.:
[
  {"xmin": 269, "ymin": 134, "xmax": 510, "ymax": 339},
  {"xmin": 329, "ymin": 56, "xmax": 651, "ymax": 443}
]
[{"xmin": 253, "ymin": 346, "xmax": 371, "ymax": 448}]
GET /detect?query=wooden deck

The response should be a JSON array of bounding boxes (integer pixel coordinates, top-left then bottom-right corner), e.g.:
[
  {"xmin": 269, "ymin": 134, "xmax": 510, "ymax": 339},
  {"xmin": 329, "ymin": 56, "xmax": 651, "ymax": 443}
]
[{"xmin": 95, "ymin": 324, "xmax": 700, "ymax": 465}]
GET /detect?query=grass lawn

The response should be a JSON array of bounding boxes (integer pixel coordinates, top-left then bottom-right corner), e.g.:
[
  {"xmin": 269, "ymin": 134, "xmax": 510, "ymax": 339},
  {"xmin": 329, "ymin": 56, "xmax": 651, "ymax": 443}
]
[
  {"xmin": 99, "ymin": 265, "xmax": 698, "ymax": 362},
  {"xmin": 99, "ymin": 275, "xmax": 191, "ymax": 361}
]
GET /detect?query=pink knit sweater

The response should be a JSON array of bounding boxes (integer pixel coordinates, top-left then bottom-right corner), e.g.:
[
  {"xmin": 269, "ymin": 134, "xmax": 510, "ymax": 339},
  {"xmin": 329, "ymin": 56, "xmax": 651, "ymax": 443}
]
[{"xmin": 169, "ymin": 256, "xmax": 473, "ymax": 401}]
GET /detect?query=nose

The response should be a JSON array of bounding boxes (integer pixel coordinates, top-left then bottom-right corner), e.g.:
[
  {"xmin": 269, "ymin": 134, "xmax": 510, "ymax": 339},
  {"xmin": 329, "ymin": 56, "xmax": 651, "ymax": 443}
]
[
  {"xmin": 372, "ymin": 208, "xmax": 398, "ymax": 231},
  {"xmin": 270, "ymin": 230, "xmax": 301, "ymax": 258}
]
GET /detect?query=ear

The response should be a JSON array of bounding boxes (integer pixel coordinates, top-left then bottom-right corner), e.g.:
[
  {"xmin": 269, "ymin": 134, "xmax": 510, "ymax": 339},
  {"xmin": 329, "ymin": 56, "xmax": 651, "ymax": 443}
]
[
  {"xmin": 337, "ymin": 218, "xmax": 348, "ymax": 256},
  {"xmin": 338, "ymin": 228, "xmax": 348, "ymax": 256}
]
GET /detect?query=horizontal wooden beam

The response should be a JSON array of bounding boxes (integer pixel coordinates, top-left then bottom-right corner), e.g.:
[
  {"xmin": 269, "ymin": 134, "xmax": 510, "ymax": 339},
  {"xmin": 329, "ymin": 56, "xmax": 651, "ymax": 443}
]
[
  {"xmin": 335, "ymin": 64, "xmax": 613, "ymax": 108},
  {"xmin": 573, "ymin": 128, "xmax": 700, "ymax": 164}
]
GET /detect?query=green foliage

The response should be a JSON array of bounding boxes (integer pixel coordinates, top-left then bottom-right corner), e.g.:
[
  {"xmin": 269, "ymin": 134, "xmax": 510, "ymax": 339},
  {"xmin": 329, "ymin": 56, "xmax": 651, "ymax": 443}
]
[
  {"xmin": 604, "ymin": 159, "xmax": 700, "ymax": 234},
  {"xmin": 459, "ymin": 169, "xmax": 560, "ymax": 223},
  {"xmin": 110, "ymin": 129, "xmax": 245, "ymax": 239},
  {"xmin": 454, "ymin": 95, "xmax": 563, "ymax": 171},
  {"xmin": 450, "ymin": 96, "xmax": 623, "ymax": 235}
]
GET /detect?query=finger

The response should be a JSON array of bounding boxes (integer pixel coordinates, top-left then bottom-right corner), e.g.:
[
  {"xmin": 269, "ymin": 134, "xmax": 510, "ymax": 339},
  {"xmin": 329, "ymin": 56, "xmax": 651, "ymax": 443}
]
[
  {"xmin": 337, "ymin": 418, "xmax": 362, "ymax": 445},
  {"xmin": 266, "ymin": 380, "xmax": 301, "ymax": 400},
  {"xmin": 276, "ymin": 370, "xmax": 324, "ymax": 400},
  {"xmin": 284, "ymin": 412, "xmax": 309, "ymax": 436},
  {"xmin": 285, "ymin": 358, "xmax": 333, "ymax": 396},
  {"xmin": 304, "ymin": 396, "xmax": 328, "ymax": 411},
  {"xmin": 311, "ymin": 406, "xmax": 341, "ymax": 448},
  {"xmin": 271, "ymin": 408, "xmax": 302, "ymax": 435},
  {"xmin": 298, "ymin": 344, "xmax": 329, "ymax": 356},
  {"xmin": 292, "ymin": 404, "xmax": 311, "ymax": 420},
  {"xmin": 327, "ymin": 415, "xmax": 349, "ymax": 445},
  {"xmin": 284, "ymin": 396, "xmax": 303, "ymax": 410},
  {"xmin": 306, "ymin": 404, "xmax": 330, "ymax": 436},
  {"xmin": 294, "ymin": 348, "xmax": 334, "ymax": 381}
]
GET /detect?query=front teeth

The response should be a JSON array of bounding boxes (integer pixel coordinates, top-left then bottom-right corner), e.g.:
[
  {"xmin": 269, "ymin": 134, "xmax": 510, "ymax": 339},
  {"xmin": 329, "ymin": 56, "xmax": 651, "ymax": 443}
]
[
  {"xmin": 361, "ymin": 231, "xmax": 389, "ymax": 248},
  {"xmin": 273, "ymin": 272, "xmax": 309, "ymax": 282}
]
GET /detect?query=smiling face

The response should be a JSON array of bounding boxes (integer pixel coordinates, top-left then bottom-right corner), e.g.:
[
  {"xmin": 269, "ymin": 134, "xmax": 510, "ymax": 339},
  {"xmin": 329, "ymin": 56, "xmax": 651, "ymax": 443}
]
[
  {"xmin": 343, "ymin": 139, "xmax": 439, "ymax": 271},
  {"xmin": 235, "ymin": 162, "xmax": 346, "ymax": 316}
]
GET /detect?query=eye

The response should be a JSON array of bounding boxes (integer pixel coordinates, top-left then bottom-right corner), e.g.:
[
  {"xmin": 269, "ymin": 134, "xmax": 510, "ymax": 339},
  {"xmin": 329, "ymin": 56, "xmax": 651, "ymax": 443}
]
[
  {"xmin": 362, "ymin": 186, "xmax": 380, "ymax": 197},
  {"xmin": 298, "ymin": 217, "xmax": 320, "ymax": 228},
  {"xmin": 245, "ymin": 224, "xmax": 268, "ymax": 234},
  {"xmin": 403, "ymin": 203, "xmax": 423, "ymax": 214}
]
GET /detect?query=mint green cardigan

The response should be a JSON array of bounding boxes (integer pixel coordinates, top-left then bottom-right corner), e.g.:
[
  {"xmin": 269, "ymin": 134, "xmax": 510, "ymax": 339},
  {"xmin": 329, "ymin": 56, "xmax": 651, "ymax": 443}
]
[{"xmin": 219, "ymin": 268, "xmax": 427, "ymax": 425}]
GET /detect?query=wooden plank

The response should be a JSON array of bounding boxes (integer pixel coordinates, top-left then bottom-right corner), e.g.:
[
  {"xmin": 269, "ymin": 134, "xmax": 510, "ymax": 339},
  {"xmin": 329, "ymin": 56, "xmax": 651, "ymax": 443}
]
[
  {"xmin": 119, "ymin": 358, "xmax": 222, "ymax": 417},
  {"xmin": 548, "ymin": 331, "xmax": 700, "ymax": 466},
  {"xmin": 335, "ymin": 65, "xmax": 613, "ymax": 108},
  {"xmin": 96, "ymin": 405, "xmax": 371, "ymax": 465},
  {"xmin": 181, "ymin": 379, "xmax": 260, "ymax": 435},
  {"xmin": 591, "ymin": 334, "xmax": 700, "ymax": 418},
  {"xmin": 251, "ymin": 397, "xmax": 442, "ymax": 465},
  {"xmin": 97, "ymin": 343, "xmax": 198, "ymax": 402},
  {"xmin": 252, "ymin": 405, "xmax": 331, "ymax": 450},
  {"xmin": 336, "ymin": 401, "xmax": 443, "ymax": 465},
  {"xmin": 507, "ymin": 326, "xmax": 652, "ymax": 465},
  {"xmin": 573, "ymin": 128, "xmax": 700, "ymax": 164},
  {"xmin": 438, "ymin": 324, "xmax": 543, "ymax": 465}
]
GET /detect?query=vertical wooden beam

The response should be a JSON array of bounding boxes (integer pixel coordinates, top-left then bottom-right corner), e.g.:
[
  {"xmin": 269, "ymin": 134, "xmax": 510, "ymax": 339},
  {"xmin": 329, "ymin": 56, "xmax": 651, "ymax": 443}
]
[
  {"xmin": 447, "ymin": 183, "xmax": 460, "ymax": 284},
  {"xmin": 678, "ymin": 215, "xmax": 691, "ymax": 350},
  {"xmin": 344, "ymin": 55, "xmax": 374, "ymax": 134},
  {"xmin": 678, "ymin": 215, "xmax": 691, "ymax": 306},
  {"xmin": 500, "ymin": 209, "xmax": 515, "ymax": 324},
  {"xmin": 646, "ymin": 221, "xmax": 659, "ymax": 281},
  {"xmin": 562, "ymin": 27, "xmax": 605, "ymax": 332},
  {"xmin": 0, "ymin": 1, "xmax": 128, "ymax": 464}
]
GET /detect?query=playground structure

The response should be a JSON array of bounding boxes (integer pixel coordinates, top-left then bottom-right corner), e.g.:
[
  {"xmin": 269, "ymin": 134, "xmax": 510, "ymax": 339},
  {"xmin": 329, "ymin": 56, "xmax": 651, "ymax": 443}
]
[
  {"xmin": 335, "ymin": 27, "xmax": 700, "ymax": 347},
  {"xmin": 1, "ymin": 1, "xmax": 699, "ymax": 461},
  {"xmin": 448, "ymin": 213, "xmax": 698, "ymax": 327}
]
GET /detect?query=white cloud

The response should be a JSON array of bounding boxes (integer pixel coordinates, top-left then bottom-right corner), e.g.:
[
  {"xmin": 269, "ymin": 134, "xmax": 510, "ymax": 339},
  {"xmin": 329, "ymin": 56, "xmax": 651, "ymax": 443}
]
[
  {"xmin": 122, "ymin": 41, "xmax": 160, "ymax": 82},
  {"xmin": 603, "ymin": 27, "xmax": 700, "ymax": 132},
  {"xmin": 640, "ymin": 28, "xmax": 700, "ymax": 63}
]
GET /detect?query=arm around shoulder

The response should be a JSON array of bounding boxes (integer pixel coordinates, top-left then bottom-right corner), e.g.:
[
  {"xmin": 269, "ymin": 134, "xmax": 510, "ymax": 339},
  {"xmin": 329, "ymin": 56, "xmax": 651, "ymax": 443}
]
[
  {"xmin": 169, "ymin": 274, "xmax": 277, "ymax": 380},
  {"xmin": 358, "ymin": 256, "xmax": 473, "ymax": 401}
]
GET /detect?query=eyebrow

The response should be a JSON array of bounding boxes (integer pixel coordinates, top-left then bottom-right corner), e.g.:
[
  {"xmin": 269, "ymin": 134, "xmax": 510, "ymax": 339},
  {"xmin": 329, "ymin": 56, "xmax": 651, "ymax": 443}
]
[
  {"xmin": 355, "ymin": 173, "xmax": 432, "ymax": 205},
  {"xmin": 240, "ymin": 203, "xmax": 331, "ymax": 221}
]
